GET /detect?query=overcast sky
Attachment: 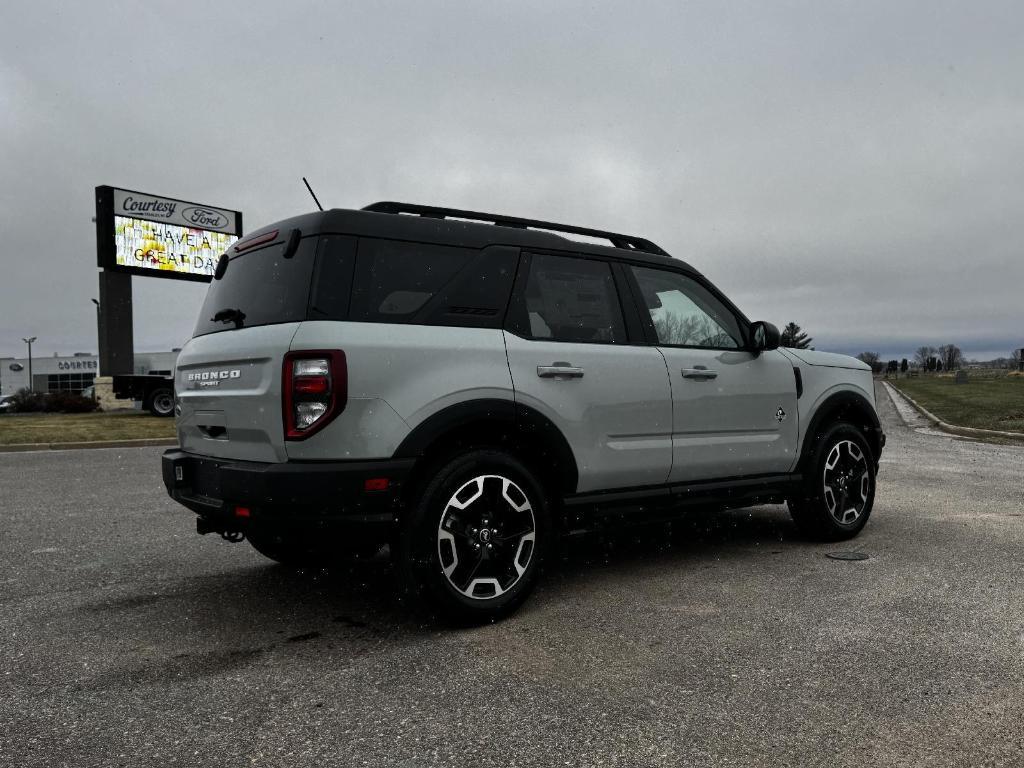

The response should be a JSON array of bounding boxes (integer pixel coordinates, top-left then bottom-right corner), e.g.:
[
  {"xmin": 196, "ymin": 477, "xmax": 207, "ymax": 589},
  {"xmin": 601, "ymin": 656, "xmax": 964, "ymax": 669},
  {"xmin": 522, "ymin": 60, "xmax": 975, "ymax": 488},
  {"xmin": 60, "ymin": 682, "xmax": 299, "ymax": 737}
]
[{"xmin": 2, "ymin": 0, "xmax": 1022, "ymax": 362}]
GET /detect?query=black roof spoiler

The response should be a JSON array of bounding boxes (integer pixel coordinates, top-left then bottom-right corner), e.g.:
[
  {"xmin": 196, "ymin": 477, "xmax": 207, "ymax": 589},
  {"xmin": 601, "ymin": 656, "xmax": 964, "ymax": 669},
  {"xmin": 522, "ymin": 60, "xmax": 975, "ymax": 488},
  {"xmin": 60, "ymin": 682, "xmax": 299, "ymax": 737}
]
[{"xmin": 362, "ymin": 201, "xmax": 668, "ymax": 256}]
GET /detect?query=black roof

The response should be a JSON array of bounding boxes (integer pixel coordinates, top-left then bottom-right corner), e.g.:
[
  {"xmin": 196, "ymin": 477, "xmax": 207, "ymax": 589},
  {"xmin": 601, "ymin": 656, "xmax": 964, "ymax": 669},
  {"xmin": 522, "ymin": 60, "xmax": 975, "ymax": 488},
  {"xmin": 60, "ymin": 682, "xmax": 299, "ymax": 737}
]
[{"xmin": 239, "ymin": 202, "xmax": 696, "ymax": 274}]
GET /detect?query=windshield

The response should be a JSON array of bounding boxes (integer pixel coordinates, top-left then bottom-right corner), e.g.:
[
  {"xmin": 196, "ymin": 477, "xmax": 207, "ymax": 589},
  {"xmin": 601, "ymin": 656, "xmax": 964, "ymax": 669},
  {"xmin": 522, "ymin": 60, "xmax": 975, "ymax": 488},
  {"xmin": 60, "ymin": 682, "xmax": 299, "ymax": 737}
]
[{"xmin": 192, "ymin": 238, "xmax": 316, "ymax": 336}]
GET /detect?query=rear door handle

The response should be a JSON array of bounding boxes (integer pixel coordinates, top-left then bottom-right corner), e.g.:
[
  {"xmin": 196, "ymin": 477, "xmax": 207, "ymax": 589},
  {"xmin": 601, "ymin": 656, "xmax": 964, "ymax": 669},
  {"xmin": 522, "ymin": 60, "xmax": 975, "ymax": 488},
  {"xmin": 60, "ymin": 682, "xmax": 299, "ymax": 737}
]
[
  {"xmin": 537, "ymin": 362, "xmax": 584, "ymax": 379},
  {"xmin": 682, "ymin": 368, "xmax": 718, "ymax": 380}
]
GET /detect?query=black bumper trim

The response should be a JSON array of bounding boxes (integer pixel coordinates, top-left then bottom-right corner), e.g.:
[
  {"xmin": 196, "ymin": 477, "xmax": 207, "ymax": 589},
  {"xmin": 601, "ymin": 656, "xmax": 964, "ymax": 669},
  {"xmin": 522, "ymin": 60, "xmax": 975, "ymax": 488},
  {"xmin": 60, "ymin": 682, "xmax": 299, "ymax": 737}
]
[{"xmin": 162, "ymin": 449, "xmax": 414, "ymax": 527}]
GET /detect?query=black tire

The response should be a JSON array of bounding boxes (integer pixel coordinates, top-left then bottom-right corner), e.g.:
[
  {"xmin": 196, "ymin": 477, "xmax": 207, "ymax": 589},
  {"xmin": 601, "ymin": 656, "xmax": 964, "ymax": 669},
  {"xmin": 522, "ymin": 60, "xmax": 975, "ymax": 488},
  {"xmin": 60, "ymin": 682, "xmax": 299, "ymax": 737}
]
[
  {"xmin": 397, "ymin": 449, "xmax": 550, "ymax": 624},
  {"xmin": 246, "ymin": 530, "xmax": 323, "ymax": 567},
  {"xmin": 146, "ymin": 387, "xmax": 175, "ymax": 417},
  {"xmin": 246, "ymin": 530, "xmax": 382, "ymax": 567},
  {"xmin": 788, "ymin": 421, "xmax": 876, "ymax": 541}
]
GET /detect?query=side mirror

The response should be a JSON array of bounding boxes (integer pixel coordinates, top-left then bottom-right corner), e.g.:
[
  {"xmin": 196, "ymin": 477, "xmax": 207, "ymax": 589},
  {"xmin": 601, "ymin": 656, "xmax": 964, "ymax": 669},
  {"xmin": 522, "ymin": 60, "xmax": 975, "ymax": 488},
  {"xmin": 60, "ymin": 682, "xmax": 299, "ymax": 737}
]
[{"xmin": 750, "ymin": 321, "xmax": 781, "ymax": 353}]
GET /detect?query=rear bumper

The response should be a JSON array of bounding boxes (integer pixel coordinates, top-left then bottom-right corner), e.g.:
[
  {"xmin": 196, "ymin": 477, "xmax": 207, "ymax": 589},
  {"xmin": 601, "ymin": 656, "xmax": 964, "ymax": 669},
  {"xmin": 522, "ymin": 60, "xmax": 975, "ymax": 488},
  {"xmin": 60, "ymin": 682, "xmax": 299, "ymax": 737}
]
[{"xmin": 161, "ymin": 449, "xmax": 414, "ymax": 531}]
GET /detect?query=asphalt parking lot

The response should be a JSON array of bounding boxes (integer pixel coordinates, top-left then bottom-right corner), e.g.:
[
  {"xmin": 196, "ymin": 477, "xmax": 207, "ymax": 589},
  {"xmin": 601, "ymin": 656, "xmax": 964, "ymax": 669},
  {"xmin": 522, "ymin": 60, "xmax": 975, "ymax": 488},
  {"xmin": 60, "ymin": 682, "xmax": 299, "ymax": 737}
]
[{"xmin": 2, "ymin": 384, "xmax": 1023, "ymax": 768}]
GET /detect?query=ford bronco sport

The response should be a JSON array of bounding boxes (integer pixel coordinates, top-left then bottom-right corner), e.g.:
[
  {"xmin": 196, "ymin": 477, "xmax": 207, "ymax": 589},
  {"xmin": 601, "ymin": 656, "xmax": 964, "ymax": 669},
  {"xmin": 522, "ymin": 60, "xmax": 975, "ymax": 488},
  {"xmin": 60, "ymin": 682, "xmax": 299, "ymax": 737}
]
[{"xmin": 162, "ymin": 202, "xmax": 884, "ymax": 622}]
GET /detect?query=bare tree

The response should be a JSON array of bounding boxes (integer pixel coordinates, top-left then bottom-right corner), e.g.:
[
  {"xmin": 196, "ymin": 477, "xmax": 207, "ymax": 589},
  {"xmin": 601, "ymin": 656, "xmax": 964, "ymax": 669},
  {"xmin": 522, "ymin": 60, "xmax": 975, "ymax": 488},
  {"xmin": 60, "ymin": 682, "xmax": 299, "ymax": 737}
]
[
  {"xmin": 914, "ymin": 346, "xmax": 936, "ymax": 368},
  {"xmin": 856, "ymin": 351, "xmax": 881, "ymax": 373},
  {"xmin": 938, "ymin": 344, "xmax": 963, "ymax": 371},
  {"xmin": 653, "ymin": 313, "xmax": 731, "ymax": 347}
]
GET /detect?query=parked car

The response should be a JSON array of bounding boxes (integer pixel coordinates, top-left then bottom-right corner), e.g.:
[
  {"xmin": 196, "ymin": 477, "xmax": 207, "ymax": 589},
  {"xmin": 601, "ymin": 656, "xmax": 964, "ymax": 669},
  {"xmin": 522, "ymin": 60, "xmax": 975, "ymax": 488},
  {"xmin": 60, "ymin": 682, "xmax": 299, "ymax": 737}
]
[
  {"xmin": 162, "ymin": 202, "xmax": 884, "ymax": 622},
  {"xmin": 0, "ymin": 395, "xmax": 13, "ymax": 413}
]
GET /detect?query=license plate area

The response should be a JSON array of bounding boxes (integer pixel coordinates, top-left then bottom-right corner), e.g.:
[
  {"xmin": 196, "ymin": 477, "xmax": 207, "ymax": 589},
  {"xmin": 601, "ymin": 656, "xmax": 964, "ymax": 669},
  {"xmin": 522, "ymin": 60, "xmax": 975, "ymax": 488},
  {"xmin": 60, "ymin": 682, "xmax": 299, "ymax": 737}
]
[{"xmin": 188, "ymin": 457, "xmax": 224, "ymax": 499}]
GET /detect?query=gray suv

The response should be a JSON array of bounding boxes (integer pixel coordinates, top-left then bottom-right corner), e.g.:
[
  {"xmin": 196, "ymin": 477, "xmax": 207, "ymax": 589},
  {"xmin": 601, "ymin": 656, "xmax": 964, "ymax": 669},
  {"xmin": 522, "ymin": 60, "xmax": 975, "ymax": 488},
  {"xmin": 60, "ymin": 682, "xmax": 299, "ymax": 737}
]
[{"xmin": 162, "ymin": 202, "xmax": 884, "ymax": 622}]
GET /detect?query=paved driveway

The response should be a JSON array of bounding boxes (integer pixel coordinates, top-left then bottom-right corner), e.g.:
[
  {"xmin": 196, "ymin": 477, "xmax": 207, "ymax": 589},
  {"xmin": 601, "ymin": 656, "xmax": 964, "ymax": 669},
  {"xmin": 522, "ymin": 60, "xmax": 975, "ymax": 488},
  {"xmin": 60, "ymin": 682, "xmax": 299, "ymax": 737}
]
[{"xmin": 2, "ymin": 383, "xmax": 1022, "ymax": 767}]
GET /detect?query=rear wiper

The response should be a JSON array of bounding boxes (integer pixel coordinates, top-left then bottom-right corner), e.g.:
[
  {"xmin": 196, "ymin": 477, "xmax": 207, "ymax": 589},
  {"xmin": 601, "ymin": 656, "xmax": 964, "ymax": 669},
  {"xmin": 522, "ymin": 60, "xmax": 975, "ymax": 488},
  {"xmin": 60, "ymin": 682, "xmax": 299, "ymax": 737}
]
[{"xmin": 211, "ymin": 307, "xmax": 246, "ymax": 329}]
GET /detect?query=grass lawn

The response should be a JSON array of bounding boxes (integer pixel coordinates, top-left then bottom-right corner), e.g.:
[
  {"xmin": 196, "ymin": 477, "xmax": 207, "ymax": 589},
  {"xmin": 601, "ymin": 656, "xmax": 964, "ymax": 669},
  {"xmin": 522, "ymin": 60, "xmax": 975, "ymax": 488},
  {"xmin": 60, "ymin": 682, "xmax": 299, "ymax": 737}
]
[
  {"xmin": 0, "ymin": 412, "xmax": 176, "ymax": 445},
  {"xmin": 890, "ymin": 375, "xmax": 1024, "ymax": 433}
]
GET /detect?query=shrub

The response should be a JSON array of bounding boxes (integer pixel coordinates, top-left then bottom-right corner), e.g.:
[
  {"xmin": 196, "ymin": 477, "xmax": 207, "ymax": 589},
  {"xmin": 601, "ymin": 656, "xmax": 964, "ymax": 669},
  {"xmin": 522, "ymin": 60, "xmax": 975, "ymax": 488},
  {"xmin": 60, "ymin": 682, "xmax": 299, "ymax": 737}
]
[
  {"xmin": 8, "ymin": 388, "xmax": 47, "ymax": 413},
  {"xmin": 45, "ymin": 391, "xmax": 100, "ymax": 413},
  {"xmin": 8, "ymin": 388, "xmax": 99, "ymax": 414}
]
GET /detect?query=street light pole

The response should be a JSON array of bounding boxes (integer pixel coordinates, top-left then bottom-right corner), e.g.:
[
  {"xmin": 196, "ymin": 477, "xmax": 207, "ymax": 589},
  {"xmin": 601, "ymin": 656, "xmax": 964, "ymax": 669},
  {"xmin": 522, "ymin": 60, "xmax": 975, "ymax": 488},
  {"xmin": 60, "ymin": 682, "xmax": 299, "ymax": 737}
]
[{"xmin": 22, "ymin": 336, "xmax": 36, "ymax": 392}]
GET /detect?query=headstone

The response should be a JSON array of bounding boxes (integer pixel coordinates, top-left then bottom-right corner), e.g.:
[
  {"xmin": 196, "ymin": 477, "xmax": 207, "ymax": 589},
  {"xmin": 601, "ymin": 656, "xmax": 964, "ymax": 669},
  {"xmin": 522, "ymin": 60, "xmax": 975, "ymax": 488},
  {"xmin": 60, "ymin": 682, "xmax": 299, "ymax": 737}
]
[{"xmin": 955, "ymin": 370, "xmax": 969, "ymax": 384}]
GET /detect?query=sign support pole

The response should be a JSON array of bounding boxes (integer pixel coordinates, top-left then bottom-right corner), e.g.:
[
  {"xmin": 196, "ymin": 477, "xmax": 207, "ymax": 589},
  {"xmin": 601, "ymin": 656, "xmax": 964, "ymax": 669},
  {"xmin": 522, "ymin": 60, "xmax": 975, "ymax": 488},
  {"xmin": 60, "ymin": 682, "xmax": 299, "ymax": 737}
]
[{"xmin": 97, "ymin": 268, "xmax": 133, "ymax": 376}]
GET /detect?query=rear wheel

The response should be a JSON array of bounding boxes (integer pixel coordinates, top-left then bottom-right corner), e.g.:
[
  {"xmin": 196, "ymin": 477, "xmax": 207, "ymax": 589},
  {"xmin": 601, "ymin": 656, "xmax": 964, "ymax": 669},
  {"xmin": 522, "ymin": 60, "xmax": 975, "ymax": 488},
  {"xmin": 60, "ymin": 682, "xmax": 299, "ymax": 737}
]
[
  {"xmin": 146, "ymin": 387, "xmax": 175, "ymax": 417},
  {"xmin": 789, "ymin": 422, "xmax": 876, "ymax": 540},
  {"xmin": 398, "ymin": 449, "xmax": 550, "ymax": 624}
]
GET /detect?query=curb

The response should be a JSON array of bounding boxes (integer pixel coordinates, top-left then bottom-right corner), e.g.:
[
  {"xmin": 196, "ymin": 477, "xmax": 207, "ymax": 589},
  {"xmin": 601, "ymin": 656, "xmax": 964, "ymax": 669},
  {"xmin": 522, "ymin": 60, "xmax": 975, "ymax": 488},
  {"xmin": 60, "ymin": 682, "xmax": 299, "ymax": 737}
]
[
  {"xmin": 883, "ymin": 382, "xmax": 1024, "ymax": 441},
  {"xmin": 0, "ymin": 438, "xmax": 178, "ymax": 453}
]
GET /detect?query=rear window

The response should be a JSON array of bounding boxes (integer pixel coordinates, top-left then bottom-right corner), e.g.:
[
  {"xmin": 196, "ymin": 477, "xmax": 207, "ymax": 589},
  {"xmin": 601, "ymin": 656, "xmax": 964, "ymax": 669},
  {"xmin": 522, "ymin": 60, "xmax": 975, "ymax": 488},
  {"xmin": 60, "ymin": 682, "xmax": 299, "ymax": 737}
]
[
  {"xmin": 348, "ymin": 239, "xmax": 475, "ymax": 322},
  {"xmin": 192, "ymin": 238, "xmax": 316, "ymax": 336}
]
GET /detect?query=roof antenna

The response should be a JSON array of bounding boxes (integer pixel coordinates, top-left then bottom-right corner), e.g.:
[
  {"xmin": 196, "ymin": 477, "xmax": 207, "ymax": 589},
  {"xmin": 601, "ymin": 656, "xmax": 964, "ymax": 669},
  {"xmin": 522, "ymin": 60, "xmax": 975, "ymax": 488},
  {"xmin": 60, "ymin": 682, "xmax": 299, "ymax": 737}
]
[{"xmin": 302, "ymin": 177, "xmax": 324, "ymax": 211}]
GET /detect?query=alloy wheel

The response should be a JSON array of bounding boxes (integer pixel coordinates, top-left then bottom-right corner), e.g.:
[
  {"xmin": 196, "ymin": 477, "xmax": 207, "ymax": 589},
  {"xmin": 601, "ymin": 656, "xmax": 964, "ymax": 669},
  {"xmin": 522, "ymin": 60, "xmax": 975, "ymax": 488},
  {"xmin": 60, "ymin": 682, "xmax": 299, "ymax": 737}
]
[
  {"xmin": 822, "ymin": 439, "xmax": 870, "ymax": 525},
  {"xmin": 437, "ymin": 474, "xmax": 537, "ymax": 600}
]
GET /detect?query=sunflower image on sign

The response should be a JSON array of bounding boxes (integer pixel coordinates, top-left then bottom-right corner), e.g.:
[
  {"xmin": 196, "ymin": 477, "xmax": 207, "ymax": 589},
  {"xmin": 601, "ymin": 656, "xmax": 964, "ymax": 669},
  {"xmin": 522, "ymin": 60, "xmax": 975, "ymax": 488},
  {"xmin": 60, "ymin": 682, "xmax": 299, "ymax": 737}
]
[{"xmin": 114, "ymin": 216, "xmax": 237, "ymax": 278}]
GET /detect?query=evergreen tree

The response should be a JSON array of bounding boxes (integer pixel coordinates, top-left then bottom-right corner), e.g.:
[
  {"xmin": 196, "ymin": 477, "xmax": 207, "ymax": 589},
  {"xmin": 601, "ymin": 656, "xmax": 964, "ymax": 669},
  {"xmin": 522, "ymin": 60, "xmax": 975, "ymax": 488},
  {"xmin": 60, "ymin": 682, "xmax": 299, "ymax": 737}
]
[{"xmin": 780, "ymin": 322, "xmax": 813, "ymax": 349}]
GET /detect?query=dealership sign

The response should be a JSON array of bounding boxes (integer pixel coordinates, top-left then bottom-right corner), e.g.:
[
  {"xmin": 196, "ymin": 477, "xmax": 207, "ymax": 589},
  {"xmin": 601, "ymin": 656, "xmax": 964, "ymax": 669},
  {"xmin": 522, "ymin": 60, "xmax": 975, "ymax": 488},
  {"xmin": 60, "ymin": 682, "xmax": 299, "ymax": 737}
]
[{"xmin": 96, "ymin": 186, "xmax": 243, "ymax": 283}]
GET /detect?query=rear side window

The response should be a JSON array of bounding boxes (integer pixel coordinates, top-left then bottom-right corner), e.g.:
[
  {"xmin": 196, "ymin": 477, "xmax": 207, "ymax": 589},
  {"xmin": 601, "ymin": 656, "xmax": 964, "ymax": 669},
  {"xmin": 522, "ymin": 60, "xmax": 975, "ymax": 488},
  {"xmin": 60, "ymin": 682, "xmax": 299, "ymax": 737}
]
[
  {"xmin": 193, "ymin": 238, "xmax": 316, "ymax": 337},
  {"xmin": 310, "ymin": 238, "xmax": 516, "ymax": 328},
  {"xmin": 516, "ymin": 253, "xmax": 626, "ymax": 344},
  {"xmin": 349, "ymin": 239, "xmax": 474, "ymax": 322}
]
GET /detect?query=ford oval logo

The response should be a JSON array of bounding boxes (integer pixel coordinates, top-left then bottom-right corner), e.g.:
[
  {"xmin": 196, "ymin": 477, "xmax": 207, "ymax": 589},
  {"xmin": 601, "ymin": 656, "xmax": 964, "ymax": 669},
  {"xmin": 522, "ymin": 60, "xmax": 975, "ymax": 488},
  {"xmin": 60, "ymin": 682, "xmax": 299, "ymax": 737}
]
[{"xmin": 182, "ymin": 206, "xmax": 229, "ymax": 229}]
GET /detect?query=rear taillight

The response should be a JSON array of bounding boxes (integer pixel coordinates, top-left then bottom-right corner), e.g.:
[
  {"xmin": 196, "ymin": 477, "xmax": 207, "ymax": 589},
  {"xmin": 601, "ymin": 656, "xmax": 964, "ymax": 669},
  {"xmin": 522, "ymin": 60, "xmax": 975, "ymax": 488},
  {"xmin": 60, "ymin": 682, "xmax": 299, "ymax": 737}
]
[{"xmin": 283, "ymin": 350, "xmax": 347, "ymax": 440}]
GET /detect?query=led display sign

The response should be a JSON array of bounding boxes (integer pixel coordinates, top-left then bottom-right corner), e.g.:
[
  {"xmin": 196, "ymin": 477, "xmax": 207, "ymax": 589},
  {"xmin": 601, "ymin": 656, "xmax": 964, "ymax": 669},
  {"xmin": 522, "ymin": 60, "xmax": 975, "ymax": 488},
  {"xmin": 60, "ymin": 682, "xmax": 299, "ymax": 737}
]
[{"xmin": 95, "ymin": 186, "xmax": 243, "ymax": 282}]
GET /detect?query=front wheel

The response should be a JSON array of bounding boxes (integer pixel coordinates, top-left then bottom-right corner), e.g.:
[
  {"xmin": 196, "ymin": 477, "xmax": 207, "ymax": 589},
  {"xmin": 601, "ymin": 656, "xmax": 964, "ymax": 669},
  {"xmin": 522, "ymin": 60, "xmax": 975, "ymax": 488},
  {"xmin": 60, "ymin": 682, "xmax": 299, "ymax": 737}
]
[
  {"xmin": 789, "ymin": 422, "xmax": 876, "ymax": 541},
  {"xmin": 397, "ymin": 449, "xmax": 550, "ymax": 624}
]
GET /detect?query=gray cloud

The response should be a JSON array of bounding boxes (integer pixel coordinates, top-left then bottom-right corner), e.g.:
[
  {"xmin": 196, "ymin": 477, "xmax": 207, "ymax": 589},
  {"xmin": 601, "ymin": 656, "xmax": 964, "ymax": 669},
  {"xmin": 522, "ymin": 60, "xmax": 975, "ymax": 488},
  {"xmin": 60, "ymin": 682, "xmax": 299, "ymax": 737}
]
[{"xmin": 2, "ymin": 0, "xmax": 1022, "ymax": 362}]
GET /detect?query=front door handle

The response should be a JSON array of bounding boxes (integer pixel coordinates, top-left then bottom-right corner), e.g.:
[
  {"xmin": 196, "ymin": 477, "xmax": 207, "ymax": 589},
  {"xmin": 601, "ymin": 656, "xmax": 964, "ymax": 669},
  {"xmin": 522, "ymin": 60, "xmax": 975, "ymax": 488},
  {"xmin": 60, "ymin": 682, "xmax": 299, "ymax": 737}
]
[
  {"xmin": 537, "ymin": 362, "xmax": 584, "ymax": 379},
  {"xmin": 682, "ymin": 367, "xmax": 718, "ymax": 380}
]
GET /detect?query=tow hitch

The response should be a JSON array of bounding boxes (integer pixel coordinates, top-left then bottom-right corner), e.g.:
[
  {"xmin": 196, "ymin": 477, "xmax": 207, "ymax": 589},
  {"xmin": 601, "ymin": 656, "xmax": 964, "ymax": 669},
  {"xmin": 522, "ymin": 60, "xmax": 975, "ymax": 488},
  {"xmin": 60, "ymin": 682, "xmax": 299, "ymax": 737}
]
[{"xmin": 196, "ymin": 517, "xmax": 245, "ymax": 542}]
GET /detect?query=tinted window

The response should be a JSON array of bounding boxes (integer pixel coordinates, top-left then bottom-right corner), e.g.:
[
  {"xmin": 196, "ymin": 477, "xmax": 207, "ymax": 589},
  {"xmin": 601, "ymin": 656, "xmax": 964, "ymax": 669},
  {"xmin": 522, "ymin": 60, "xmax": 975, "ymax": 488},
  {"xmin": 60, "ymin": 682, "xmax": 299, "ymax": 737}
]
[
  {"xmin": 520, "ymin": 254, "xmax": 625, "ymax": 343},
  {"xmin": 312, "ymin": 238, "xmax": 515, "ymax": 328},
  {"xmin": 309, "ymin": 235, "xmax": 357, "ymax": 320},
  {"xmin": 349, "ymin": 239, "xmax": 474, "ymax": 323},
  {"xmin": 630, "ymin": 265, "xmax": 744, "ymax": 348},
  {"xmin": 193, "ymin": 238, "xmax": 316, "ymax": 336},
  {"xmin": 418, "ymin": 246, "xmax": 517, "ymax": 328}
]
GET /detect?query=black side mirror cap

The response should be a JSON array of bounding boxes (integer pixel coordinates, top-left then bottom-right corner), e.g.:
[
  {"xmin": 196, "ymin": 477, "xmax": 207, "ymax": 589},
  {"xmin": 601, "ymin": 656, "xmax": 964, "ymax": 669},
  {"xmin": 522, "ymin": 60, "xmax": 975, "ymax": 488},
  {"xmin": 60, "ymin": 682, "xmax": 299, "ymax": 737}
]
[{"xmin": 751, "ymin": 321, "xmax": 781, "ymax": 353}]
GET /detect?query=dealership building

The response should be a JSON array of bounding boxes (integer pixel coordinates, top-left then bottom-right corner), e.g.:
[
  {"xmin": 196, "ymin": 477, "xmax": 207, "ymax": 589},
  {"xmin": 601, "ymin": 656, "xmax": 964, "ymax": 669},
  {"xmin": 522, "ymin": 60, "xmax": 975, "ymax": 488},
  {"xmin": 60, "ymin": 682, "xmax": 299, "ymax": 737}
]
[{"xmin": 0, "ymin": 350, "xmax": 179, "ymax": 397}]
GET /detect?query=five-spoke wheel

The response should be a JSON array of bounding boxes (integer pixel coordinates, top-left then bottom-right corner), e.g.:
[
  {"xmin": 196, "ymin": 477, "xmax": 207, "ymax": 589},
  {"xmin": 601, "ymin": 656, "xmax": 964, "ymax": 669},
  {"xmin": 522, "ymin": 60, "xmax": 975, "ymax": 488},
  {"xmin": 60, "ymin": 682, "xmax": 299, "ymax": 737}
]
[
  {"xmin": 437, "ymin": 474, "xmax": 537, "ymax": 600},
  {"xmin": 789, "ymin": 422, "xmax": 876, "ymax": 540},
  {"xmin": 822, "ymin": 439, "xmax": 870, "ymax": 525},
  {"xmin": 398, "ymin": 450, "xmax": 549, "ymax": 623}
]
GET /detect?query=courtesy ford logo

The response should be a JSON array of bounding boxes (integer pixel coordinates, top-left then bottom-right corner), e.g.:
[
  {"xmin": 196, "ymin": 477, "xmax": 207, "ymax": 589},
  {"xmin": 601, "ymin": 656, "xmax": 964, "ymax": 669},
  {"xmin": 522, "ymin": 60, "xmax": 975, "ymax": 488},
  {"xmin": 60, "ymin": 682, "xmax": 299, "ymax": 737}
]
[
  {"xmin": 187, "ymin": 369, "xmax": 241, "ymax": 382},
  {"xmin": 182, "ymin": 206, "xmax": 229, "ymax": 229}
]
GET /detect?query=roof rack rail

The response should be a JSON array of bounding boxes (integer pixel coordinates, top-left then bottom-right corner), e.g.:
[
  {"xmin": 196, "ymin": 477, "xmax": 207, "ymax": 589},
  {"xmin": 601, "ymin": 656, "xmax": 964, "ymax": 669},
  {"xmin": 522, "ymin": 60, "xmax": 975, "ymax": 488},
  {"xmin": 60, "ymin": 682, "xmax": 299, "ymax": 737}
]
[{"xmin": 361, "ymin": 201, "xmax": 668, "ymax": 255}]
